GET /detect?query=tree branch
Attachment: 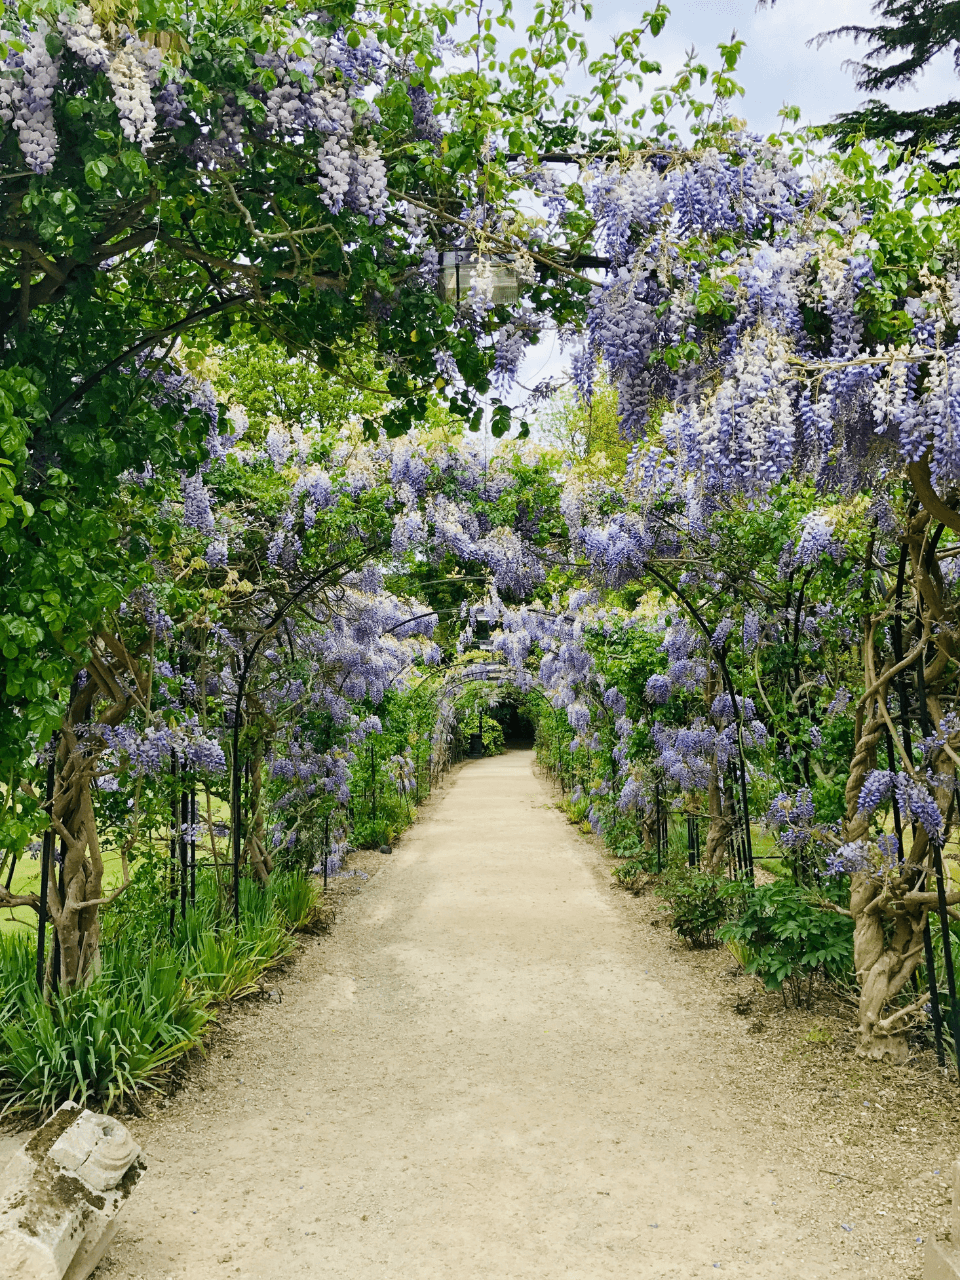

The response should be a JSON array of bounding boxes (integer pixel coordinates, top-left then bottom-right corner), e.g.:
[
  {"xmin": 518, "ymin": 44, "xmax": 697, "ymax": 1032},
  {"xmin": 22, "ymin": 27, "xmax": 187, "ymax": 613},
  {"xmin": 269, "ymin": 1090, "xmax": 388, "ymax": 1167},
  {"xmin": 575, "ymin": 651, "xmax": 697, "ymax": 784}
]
[
  {"xmin": 908, "ymin": 455, "xmax": 960, "ymax": 534},
  {"xmin": 46, "ymin": 294, "xmax": 252, "ymax": 427}
]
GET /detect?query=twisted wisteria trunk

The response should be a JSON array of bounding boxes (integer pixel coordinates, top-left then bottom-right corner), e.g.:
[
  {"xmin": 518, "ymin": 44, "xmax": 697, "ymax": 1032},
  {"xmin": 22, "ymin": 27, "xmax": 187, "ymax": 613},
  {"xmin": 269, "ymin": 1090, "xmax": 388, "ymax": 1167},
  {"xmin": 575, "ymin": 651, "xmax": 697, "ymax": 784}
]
[
  {"xmin": 242, "ymin": 751, "xmax": 274, "ymax": 885},
  {"xmin": 701, "ymin": 760, "xmax": 731, "ymax": 875},
  {"xmin": 845, "ymin": 633, "xmax": 957, "ymax": 1060},
  {"xmin": 641, "ymin": 807, "xmax": 657, "ymax": 855},
  {"xmin": 44, "ymin": 633, "xmax": 144, "ymax": 990},
  {"xmin": 850, "ymin": 871, "xmax": 928, "ymax": 1063},
  {"xmin": 50, "ymin": 740, "xmax": 106, "ymax": 988},
  {"xmin": 0, "ymin": 652, "xmax": 130, "ymax": 992}
]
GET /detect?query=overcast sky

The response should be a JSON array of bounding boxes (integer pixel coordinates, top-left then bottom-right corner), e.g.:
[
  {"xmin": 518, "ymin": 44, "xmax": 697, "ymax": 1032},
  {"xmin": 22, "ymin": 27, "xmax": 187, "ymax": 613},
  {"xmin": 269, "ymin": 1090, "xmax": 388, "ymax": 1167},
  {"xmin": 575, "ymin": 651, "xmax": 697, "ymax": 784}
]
[{"xmin": 551, "ymin": 0, "xmax": 959, "ymax": 137}]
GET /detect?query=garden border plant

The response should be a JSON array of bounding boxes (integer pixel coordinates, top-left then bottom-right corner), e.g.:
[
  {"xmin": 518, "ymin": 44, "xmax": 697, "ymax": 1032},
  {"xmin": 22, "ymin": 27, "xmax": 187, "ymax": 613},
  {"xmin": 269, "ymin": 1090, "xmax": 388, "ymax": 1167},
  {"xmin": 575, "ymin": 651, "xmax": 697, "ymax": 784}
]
[{"xmin": 0, "ymin": 867, "xmax": 324, "ymax": 1117}]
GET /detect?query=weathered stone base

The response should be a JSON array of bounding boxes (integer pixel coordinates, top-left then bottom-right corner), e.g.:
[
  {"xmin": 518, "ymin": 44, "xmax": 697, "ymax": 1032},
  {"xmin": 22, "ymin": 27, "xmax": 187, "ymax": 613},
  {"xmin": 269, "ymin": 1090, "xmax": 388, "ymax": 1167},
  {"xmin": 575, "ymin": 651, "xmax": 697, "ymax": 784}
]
[
  {"xmin": 925, "ymin": 1240, "xmax": 960, "ymax": 1280},
  {"xmin": 0, "ymin": 1102, "xmax": 145, "ymax": 1280},
  {"xmin": 925, "ymin": 1158, "xmax": 960, "ymax": 1280}
]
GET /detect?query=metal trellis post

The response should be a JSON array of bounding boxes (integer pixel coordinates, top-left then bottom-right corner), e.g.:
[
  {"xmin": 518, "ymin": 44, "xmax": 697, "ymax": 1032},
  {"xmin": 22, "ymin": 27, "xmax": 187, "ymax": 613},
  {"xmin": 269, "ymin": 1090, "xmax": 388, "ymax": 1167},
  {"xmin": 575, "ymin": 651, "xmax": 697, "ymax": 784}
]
[
  {"xmin": 35, "ymin": 743, "xmax": 56, "ymax": 992},
  {"xmin": 932, "ymin": 839, "xmax": 960, "ymax": 1071},
  {"xmin": 179, "ymin": 782, "xmax": 189, "ymax": 920},
  {"xmin": 189, "ymin": 788, "xmax": 197, "ymax": 907},
  {"xmin": 169, "ymin": 751, "xmax": 179, "ymax": 939}
]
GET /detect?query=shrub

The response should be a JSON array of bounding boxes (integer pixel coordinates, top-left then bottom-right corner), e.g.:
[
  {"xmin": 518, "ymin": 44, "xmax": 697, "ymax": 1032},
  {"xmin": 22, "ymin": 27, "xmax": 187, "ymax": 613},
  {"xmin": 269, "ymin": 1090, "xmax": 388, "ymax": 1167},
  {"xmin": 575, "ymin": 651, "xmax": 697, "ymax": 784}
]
[
  {"xmin": 564, "ymin": 793, "xmax": 592, "ymax": 825},
  {"xmin": 657, "ymin": 870, "xmax": 744, "ymax": 948},
  {"xmin": 610, "ymin": 855, "xmax": 652, "ymax": 894},
  {"xmin": 479, "ymin": 717, "xmax": 505, "ymax": 755},
  {"xmin": 608, "ymin": 830, "xmax": 644, "ymax": 861},
  {"xmin": 99, "ymin": 841, "xmax": 173, "ymax": 953},
  {"xmin": 719, "ymin": 881, "xmax": 854, "ymax": 1007},
  {"xmin": 611, "ymin": 855, "xmax": 646, "ymax": 884},
  {"xmin": 352, "ymin": 792, "xmax": 407, "ymax": 847}
]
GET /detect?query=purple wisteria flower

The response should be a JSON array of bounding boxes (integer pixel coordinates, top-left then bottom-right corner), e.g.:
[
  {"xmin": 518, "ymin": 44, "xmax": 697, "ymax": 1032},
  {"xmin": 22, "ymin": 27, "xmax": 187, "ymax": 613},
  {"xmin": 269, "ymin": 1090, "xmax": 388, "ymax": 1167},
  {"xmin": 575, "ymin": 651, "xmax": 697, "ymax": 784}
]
[
  {"xmin": 858, "ymin": 770, "xmax": 894, "ymax": 814},
  {"xmin": 765, "ymin": 789, "xmax": 817, "ymax": 850},
  {"xmin": 645, "ymin": 674, "xmax": 673, "ymax": 705},
  {"xmin": 181, "ymin": 473, "xmax": 215, "ymax": 532},
  {"xmin": 825, "ymin": 840, "xmax": 873, "ymax": 877},
  {"xmin": 602, "ymin": 686, "xmax": 627, "ymax": 716},
  {"xmin": 710, "ymin": 617, "xmax": 735, "ymax": 650},
  {"xmin": 743, "ymin": 611, "xmax": 760, "ymax": 654},
  {"xmin": 826, "ymin": 688, "xmax": 851, "ymax": 717}
]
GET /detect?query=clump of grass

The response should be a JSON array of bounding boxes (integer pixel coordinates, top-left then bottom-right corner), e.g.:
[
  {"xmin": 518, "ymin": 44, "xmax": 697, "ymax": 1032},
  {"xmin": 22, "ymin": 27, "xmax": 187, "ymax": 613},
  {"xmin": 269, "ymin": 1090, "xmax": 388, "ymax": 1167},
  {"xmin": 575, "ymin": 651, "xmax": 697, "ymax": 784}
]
[
  {"xmin": 611, "ymin": 855, "xmax": 649, "ymax": 886},
  {"xmin": 0, "ymin": 866, "xmax": 315, "ymax": 1117},
  {"xmin": 0, "ymin": 940, "xmax": 209, "ymax": 1116},
  {"xmin": 183, "ymin": 931, "xmax": 265, "ymax": 1003},
  {"xmin": 270, "ymin": 870, "xmax": 323, "ymax": 932},
  {"xmin": 564, "ymin": 794, "xmax": 591, "ymax": 825},
  {"xmin": 806, "ymin": 1024, "xmax": 834, "ymax": 1045},
  {"xmin": 184, "ymin": 901, "xmax": 293, "ymax": 1003}
]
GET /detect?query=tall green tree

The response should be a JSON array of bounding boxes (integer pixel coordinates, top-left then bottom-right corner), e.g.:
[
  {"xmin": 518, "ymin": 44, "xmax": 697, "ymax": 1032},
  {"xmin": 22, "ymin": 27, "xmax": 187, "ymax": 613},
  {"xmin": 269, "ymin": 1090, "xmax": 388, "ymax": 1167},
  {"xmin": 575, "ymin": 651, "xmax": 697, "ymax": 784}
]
[{"xmin": 765, "ymin": 0, "xmax": 960, "ymax": 162}]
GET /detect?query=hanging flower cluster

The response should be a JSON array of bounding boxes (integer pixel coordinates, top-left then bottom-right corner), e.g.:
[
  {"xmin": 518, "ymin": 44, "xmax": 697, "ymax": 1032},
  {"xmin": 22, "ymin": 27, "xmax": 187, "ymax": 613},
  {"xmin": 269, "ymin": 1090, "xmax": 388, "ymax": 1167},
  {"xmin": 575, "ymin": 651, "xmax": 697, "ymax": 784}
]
[{"xmin": 1, "ymin": 4, "xmax": 390, "ymax": 221}]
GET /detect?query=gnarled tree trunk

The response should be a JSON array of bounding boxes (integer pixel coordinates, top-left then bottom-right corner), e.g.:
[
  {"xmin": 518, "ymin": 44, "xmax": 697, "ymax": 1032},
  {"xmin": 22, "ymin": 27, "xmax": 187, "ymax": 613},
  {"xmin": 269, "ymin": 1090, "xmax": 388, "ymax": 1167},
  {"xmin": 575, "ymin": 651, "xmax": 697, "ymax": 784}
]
[
  {"xmin": 702, "ymin": 760, "xmax": 731, "ymax": 874},
  {"xmin": 41, "ymin": 631, "xmax": 144, "ymax": 991},
  {"xmin": 242, "ymin": 751, "xmax": 274, "ymax": 885},
  {"xmin": 844, "ymin": 543, "xmax": 960, "ymax": 1060}
]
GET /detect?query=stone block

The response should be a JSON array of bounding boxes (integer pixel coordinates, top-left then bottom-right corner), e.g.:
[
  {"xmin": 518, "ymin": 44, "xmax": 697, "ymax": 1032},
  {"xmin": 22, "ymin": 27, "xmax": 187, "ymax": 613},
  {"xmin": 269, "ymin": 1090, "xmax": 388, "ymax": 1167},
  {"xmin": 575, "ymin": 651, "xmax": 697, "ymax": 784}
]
[
  {"xmin": 925, "ymin": 1158, "xmax": 960, "ymax": 1280},
  {"xmin": 0, "ymin": 1101, "xmax": 145, "ymax": 1280},
  {"xmin": 925, "ymin": 1240, "xmax": 960, "ymax": 1280}
]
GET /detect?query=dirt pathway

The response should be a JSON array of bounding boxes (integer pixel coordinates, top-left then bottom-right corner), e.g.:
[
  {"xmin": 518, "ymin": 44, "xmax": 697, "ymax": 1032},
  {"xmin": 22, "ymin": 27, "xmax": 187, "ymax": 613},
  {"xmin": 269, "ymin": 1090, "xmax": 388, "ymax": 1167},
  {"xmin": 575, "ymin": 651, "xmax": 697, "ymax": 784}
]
[{"xmin": 100, "ymin": 751, "xmax": 930, "ymax": 1279}]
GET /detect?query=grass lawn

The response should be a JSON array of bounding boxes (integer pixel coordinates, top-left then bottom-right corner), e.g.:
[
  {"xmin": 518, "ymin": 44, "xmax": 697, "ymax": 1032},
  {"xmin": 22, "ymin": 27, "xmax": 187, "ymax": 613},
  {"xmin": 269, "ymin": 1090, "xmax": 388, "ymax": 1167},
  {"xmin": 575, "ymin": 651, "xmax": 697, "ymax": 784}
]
[
  {"xmin": 1, "ymin": 841, "xmax": 127, "ymax": 934},
  {"xmin": 0, "ymin": 791, "xmax": 232, "ymax": 934}
]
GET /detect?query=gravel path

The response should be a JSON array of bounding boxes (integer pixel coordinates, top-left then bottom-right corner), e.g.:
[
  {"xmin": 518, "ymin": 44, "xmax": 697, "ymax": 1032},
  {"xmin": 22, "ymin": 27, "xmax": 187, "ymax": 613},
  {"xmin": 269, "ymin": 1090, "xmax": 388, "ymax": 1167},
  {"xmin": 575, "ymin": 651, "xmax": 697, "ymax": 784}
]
[{"xmin": 97, "ymin": 750, "xmax": 944, "ymax": 1279}]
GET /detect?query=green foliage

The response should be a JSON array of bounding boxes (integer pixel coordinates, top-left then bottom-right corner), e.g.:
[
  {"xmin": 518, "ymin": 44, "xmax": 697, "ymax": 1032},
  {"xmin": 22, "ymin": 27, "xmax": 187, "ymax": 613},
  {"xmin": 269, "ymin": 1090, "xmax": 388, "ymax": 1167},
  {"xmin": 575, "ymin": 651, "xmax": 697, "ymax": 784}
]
[
  {"xmin": 351, "ymin": 791, "xmax": 408, "ymax": 849},
  {"xmin": 284, "ymin": 685, "xmax": 432, "ymax": 857},
  {"xmin": 99, "ymin": 840, "xmax": 172, "ymax": 953},
  {"xmin": 606, "ymin": 821, "xmax": 645, "ymax": 861},
  {"xmin": 269, "ymin": 872, "xmax": 323, "ymax": 933},
  {"xmin": 183, "ymin": 931, "xmax": 274, "ymax": 1004},
  {"xmin": 587, "ymin": 617, "xmax": 663, "ymax": 732},
  {"xmin": 534, "ymin": 370, "xmax": 629, "ymax": 470},
  {"xmin": 0, "ymin": 934, "xmax": 209, "ymax": 1116},
  {"xmin": 463, "ymin": 710, "xmax": 505, "ymax": 756},
  {"xmin": 719, "ymin": 882, "xmax": 855, "ymax": 1006},
  {"xmin": 0, "ymin": 866, "xmax": 314, "ymax": 1116},
  {"xmin": 4, "ymin": 0, "xmax": 654, "ymax": 797},
  {"xmin": 610, "ymin": 855, "xmax": 650, "ymax": 886},
  {"xmin": 1, "ymin": 0, "xmax": 950, "ymax": 1100},
  {"xmin": 604, "ymin": 811, "xmax": 661, "ymax": 877},
  {"xmin": 820, "ymin": 0, "xmax": 960, "ymax": 168},
  {"xmin": 916, "ymin": 919, "xmax": 960, "ymax": 1065},
  {"xmin": 811, "ymin": 774, "xmax": 848, "ymax": 827},
  {"xmin": 206, "ymin": 338, "xmax": 386, "ymax": 445},
  {"xmin": 656, "ymin": 869, "xmax": 744, "ymax": 948},
  {"xmin": 563, "ymin": 792, "xmax": 592, "ymax": 824}
]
